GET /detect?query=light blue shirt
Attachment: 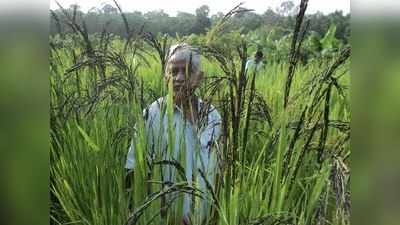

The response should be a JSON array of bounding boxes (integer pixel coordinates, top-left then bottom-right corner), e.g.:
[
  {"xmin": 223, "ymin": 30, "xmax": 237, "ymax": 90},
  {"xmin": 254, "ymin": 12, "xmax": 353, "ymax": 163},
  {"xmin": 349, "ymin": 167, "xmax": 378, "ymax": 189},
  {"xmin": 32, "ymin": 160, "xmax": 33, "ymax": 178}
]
[
  {"xmin": 125, "ymin": 96, "xmax": 221, "ymax": 221},
  {"xmin": 245, "ymin": 59, "xmax": 264, "ymax": 73}
]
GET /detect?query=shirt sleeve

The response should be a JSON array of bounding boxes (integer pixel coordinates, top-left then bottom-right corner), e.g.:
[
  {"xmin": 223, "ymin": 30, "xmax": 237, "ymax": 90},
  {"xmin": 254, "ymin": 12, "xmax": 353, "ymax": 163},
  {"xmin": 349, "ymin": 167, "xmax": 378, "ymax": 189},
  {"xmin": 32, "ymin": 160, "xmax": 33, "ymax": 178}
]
[
  {"xmin": 199, "ymin": 108, "xmax": 222, "ymax": 181},
  {"xmin": 200, "ymin": 108, "xmax": 222, "ymax": 152},
  {"xmin": 197, "ymin": 108, "xmax": 222, "ymax": 219},
  {"xmin": 125, "ymin": 139, "xmax": 135, "ymax": 169},
  {"xmin": 124, "ymin": 108, "xmax": 151, "ymax": 170}
]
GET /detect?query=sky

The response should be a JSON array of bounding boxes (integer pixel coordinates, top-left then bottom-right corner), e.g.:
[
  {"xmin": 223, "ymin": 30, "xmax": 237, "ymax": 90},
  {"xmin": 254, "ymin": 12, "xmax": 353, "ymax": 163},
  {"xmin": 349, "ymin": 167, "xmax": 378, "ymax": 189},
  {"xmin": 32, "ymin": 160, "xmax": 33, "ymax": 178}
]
[{"xmin": 50, "ymin": 0, "xmax": 350, "ymax": 15}]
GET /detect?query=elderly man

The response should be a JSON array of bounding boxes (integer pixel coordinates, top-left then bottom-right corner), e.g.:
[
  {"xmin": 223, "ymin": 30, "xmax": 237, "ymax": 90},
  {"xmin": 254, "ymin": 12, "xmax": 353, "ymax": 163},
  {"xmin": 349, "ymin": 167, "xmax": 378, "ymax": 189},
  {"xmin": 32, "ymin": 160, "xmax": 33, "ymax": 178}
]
[{"xmin": 125, "ymin": 43, "xmax": 222, "ymax": 225}]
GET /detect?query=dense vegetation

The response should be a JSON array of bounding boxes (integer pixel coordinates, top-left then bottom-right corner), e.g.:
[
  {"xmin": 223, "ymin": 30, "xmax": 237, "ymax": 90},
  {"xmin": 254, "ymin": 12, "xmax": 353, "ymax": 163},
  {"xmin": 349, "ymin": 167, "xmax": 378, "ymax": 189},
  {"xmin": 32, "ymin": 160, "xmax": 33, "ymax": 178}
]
[
  {"xmin": 50, "ymin": 1, "xmax": 350, "ymax": 43},
  {"xmin": 50, "ymin": 1, "xmax": 350, "ymax": 225}
]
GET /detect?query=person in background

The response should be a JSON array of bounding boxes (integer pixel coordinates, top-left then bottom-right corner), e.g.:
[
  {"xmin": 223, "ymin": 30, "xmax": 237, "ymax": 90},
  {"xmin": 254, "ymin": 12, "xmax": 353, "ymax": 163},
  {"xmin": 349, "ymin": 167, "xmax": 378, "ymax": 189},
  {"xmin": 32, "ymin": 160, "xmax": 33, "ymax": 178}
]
[
  {"xmin": 125, "ymin": 43, "xmax": 222, "ymax": 225},
  {"xmin": 245, "ymin": 50, "xmax": 265, "ymax": 73}
]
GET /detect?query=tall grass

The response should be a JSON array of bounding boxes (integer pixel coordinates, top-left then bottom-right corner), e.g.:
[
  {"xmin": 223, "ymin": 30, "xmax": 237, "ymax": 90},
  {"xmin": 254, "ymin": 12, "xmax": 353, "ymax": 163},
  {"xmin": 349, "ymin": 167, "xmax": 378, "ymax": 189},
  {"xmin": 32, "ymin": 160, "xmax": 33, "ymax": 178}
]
[{"xmin": 50, "ymin": 2, "xmax": 350, "ymax": 225}]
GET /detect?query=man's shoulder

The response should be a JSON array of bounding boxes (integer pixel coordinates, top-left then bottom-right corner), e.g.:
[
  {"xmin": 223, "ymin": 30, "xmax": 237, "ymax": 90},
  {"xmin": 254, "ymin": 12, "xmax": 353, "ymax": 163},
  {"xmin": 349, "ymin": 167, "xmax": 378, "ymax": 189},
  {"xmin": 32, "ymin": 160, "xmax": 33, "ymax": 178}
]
[
  {"xmin": 246, "ymin": 58, "xmax": 255, "ymax": 64},
  {"xmin": 209, "ymin": 109, "xmax": 221, "ymax": 131},
  {"xmin": 143, "ymin": 97, "xmax": 165, "ymax": 120},
  {"xmin": 149, "ymin": 97, "xmax": 166, "ymax": 111},
  {"xmin": 208, "ymin": 104, "xmax": 221, "ymax": 122},
  {"xmin": 198, "ymin": 99, "xmax": 222, "ymax": 141},
  {"xmin": 198, "ymin": 98, "xmax": 221, "ymax": 125}
]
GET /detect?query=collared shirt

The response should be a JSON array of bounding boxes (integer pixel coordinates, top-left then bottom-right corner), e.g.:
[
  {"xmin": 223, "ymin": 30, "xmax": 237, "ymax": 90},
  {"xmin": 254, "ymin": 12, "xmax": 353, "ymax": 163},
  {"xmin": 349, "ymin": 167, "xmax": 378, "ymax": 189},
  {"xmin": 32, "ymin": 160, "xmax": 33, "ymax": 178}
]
[{"xmin": 125, "ymin": 96, "xmax": 222, "ymax": 220}]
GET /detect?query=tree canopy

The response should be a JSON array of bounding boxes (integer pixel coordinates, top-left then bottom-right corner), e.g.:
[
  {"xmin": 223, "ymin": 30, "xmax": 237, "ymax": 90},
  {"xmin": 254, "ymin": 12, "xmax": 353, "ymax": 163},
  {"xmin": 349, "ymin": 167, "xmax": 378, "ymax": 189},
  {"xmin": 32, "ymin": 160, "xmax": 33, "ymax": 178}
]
[{"xmin": 50, "ymin": 1, "xmax": 350, "ymax": 43}]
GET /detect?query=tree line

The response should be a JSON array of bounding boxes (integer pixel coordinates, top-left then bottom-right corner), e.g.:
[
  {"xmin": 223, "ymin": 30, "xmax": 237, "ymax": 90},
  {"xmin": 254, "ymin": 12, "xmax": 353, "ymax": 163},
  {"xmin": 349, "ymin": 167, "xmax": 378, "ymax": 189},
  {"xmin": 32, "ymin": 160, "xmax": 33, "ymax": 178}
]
[{"xmin": 50, "ymin": 1, "xmax": 350, "ymax": 44}]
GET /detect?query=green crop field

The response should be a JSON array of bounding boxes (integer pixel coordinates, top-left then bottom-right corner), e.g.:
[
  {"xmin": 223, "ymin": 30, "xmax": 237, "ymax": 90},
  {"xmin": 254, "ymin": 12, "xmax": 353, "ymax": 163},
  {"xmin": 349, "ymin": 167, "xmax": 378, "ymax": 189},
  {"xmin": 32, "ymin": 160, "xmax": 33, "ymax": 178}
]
[{"xmin": 50, "ymin": 2, "xmax": 350, "ymax": 225}]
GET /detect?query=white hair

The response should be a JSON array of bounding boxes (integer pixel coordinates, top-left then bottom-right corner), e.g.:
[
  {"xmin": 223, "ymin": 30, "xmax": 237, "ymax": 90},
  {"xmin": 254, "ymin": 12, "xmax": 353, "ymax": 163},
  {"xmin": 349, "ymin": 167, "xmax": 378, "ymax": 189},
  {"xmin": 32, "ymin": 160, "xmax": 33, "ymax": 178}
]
[{"xmin": 166, "ymin": 43, "xmax": 200, "ymax": 73}]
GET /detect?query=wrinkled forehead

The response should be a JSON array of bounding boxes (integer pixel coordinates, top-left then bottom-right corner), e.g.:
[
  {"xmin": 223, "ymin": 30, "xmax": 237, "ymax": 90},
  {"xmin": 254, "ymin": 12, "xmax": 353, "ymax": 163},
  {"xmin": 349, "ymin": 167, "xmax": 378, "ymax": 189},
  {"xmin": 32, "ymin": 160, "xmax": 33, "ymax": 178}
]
[
  {"xmin": 167, "ymin": 58, "xmax": 190, "ymax": 67},
  {"xmin": 167, "ymin": 44, "xmax": 200, "ymax": 69}
]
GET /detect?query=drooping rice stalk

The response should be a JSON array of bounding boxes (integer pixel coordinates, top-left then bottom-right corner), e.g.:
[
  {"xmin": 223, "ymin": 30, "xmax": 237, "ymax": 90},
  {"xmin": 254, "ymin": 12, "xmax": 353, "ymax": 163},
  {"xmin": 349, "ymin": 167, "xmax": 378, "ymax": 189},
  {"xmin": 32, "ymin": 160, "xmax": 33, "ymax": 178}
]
[{"xmin": 50, "ymin": 2, "xmax": 350, "ymax": 225}]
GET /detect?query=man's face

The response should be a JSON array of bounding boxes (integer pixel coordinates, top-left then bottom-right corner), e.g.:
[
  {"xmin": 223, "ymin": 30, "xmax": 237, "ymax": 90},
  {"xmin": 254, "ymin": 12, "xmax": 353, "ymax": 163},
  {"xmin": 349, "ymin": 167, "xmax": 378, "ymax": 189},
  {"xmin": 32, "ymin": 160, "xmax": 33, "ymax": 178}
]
[
  {"xmin": 165, "ymin": 58, "xmax": 202, "ymax": 103},
  {"xmin": 255, "ymin": 54, "xmax": 263, "ymax": 62}
]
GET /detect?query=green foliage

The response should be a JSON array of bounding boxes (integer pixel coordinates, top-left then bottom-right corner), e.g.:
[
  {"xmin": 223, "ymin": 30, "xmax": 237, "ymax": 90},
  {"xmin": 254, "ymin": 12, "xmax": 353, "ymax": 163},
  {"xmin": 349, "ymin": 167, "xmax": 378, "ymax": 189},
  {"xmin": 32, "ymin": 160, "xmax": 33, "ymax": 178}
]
[
  {"xmin": 321, "ymin": 24, "xmax": 338, "ymax": 49},
  {"xmin": 50, "ymin": 3, "xmax": 350, "ymax": 43},
  {"xmin": 50, "ymin": 3, "xmax": 350, "ymax": 225}
]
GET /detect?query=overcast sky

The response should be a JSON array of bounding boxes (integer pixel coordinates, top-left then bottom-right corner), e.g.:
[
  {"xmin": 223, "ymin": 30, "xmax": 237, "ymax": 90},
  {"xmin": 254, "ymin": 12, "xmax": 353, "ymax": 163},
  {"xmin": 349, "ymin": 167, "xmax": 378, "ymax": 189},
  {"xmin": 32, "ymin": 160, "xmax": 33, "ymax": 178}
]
[{"xmin": 50, "ymin": 0, "xmax": 350, "ymax": 15}]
